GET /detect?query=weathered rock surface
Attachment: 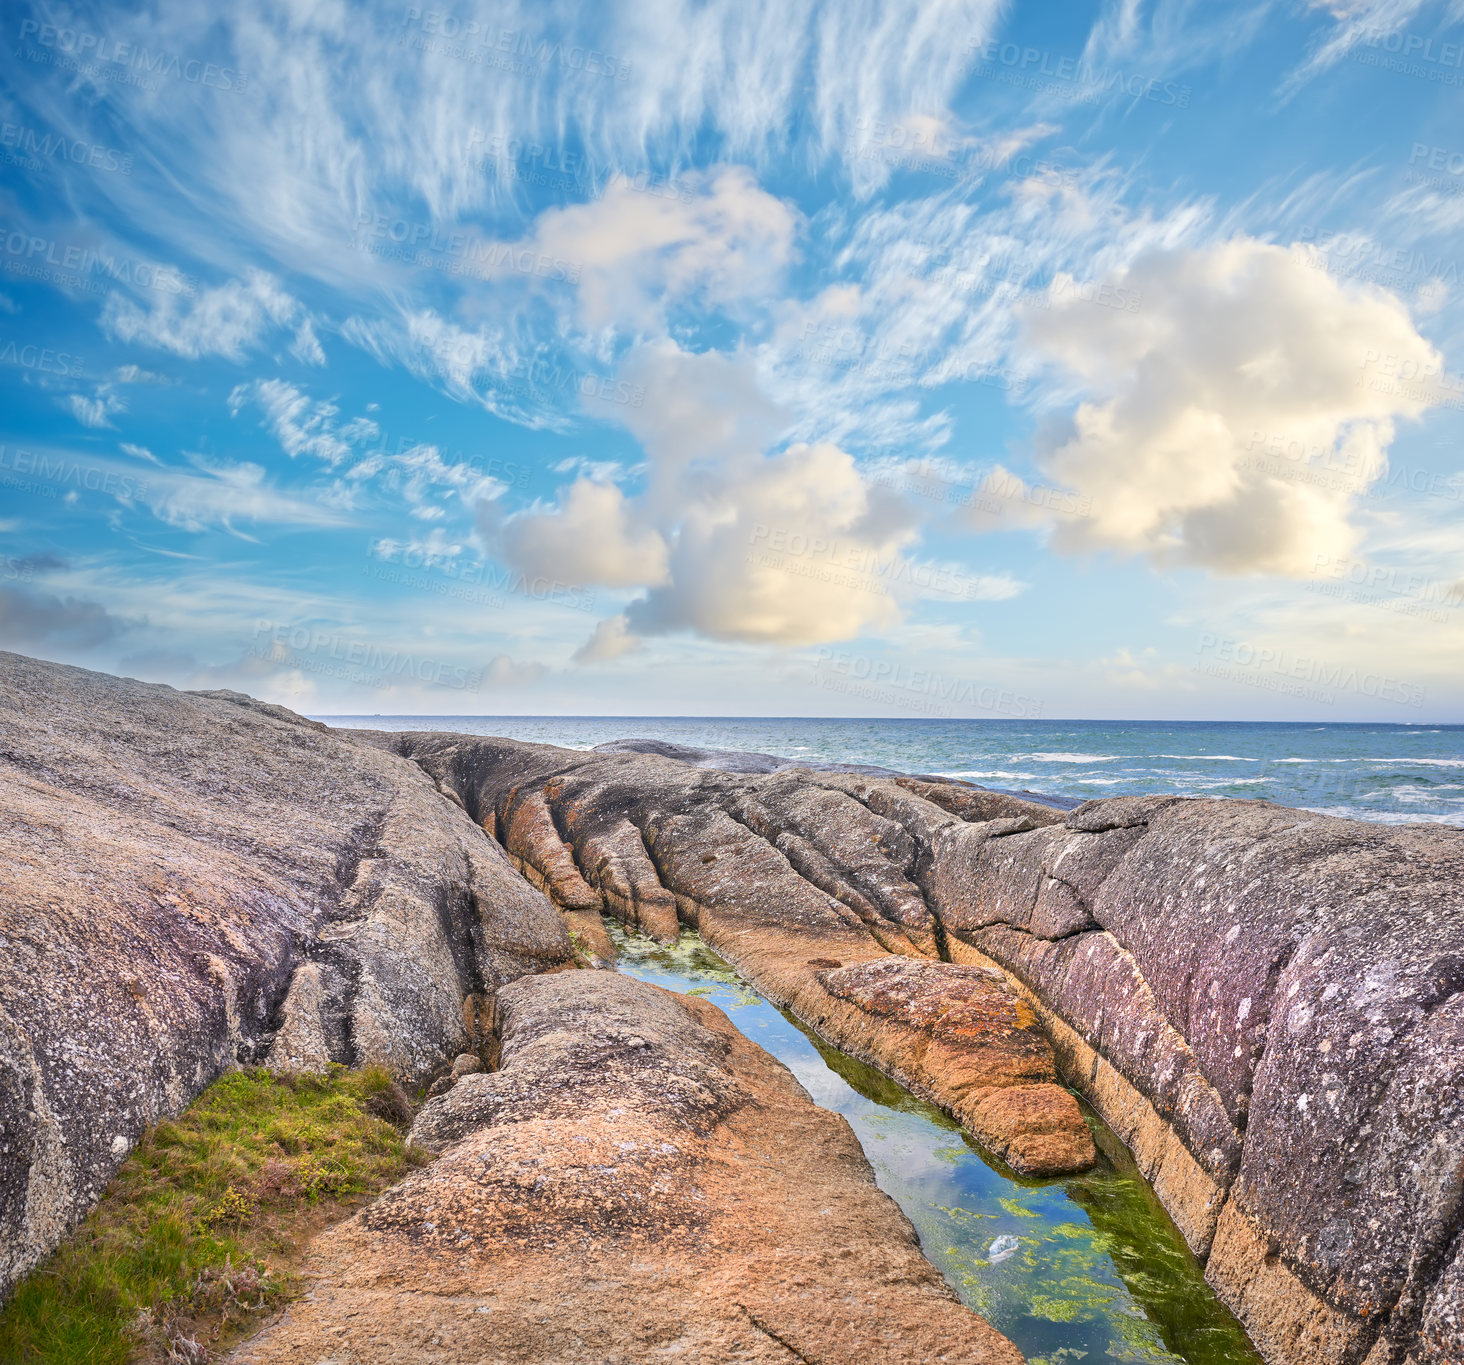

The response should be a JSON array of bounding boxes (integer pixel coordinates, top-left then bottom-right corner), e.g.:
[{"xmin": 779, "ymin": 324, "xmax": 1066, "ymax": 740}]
[
  {"xmin": 0, "ymin": 653, "xmax": 572, "ymax": 1299},
  {"xmin": 6, "ymin": 652, "xmax": 1460, "ymax": 1365},
  {"xmin": 391, "ymin": 731, "xmax": 1094, "ymax": 1177},
  {"xmin": 816, "ymin": 958, "xmax": 1094, "ymax": 1175},
  {"xmin": 228, "ymin": 971, "xmax": 1025, "ymax": 1365},
  {"xmin": 391, "ymin": 731, "xmax": 1464, "ymax": 1365}
]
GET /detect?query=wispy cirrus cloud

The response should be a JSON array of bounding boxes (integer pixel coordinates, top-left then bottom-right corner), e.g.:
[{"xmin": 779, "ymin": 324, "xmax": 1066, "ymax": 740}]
[
  {"xmin": 1280, "ymin": 0, "xmax": 1460, "ymax": 95},
  {"xmin": 229, "ymin": 379, "xmax": 378, "ymax": 466},
  {"xmin": 102, "ymin": 270, "xmax": 304, "ymax": 360}
]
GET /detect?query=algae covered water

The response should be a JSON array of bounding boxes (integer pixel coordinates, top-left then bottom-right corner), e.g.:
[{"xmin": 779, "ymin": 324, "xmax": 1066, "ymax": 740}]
[{"xmin": 609, "ymin": 924, "xmax": 1263, "ymax": 1365}]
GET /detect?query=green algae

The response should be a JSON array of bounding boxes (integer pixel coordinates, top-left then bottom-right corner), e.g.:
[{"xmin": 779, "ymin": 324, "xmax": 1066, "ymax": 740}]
[{"xmin": 610, "ymin": 921, "xmax": 1263, "ymax": 1365}]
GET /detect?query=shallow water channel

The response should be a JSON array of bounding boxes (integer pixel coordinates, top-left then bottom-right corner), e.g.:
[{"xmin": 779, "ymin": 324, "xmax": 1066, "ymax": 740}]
[{"xmin": 609, "ymin": 923, "xmax": 1262, "ymax": 1365}]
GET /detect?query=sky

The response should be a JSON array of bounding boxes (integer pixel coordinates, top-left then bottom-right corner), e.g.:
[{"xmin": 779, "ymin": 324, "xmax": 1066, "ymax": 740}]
[{"xmin": 2, "ymin": 0, "xmax": 1463, "ymax": 721}]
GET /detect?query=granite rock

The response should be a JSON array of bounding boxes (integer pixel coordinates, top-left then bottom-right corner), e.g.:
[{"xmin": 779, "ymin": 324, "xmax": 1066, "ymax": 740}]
[
  {"xmin": 228, "ymin": 971, "xmax": 1026, "ymax": 1365},
  {"xmin": 393, "ymin": 731, "xmax": 1464, "ymax": 1365},
  {"xmin": 0, "ymin": 653, "xmax": 571, "ymax": 1298}
]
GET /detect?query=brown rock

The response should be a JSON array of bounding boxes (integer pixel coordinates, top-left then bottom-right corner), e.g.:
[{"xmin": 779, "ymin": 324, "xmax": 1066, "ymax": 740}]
[
  {"xmin": 229, "ymin": 972, "xmax": 1024, "ymax": 1365},
  {"xmin": 498, "ymin": 784, "xmax": 602, "ymax": 912},
  {"xmin": 561, "ymin": 906, "xmax": 619, "ymax": 964},
  {"xmin": 814, "ymin": 958, "xmax": 1095, "ymax": 1175}
]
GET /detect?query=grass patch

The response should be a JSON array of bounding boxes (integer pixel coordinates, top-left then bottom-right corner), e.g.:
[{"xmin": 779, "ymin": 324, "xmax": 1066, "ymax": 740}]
[{"xmin": 0, "ymin": 1065, "xmax": 430, "ymax": 1365}]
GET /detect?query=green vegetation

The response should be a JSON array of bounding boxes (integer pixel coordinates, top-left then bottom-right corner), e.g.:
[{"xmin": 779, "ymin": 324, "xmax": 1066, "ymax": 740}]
[
  {"xmin": 611, "ymin": 919, "xmax": 1264, "ymax": 1365},
  {"xmin": 0, "ymin": 1065, "xmax": 429, "ymax": 1365},
  {"xmin": 607, "ymin": 920, "xmax": 763, "ymax": 1008}
]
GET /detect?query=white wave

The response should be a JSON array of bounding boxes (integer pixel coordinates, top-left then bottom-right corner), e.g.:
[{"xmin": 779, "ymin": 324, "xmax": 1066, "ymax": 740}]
[
  {"xmin": 1153, "ymin": 754, "xmax": 1251, "ymax": 761},
  {"xmin": 1302, "ymin": 805, "xmax": 1464, "ymax": 827},
  {"xmin": 1009, "ymin": 752, "xmax": 1117, "ymax": 763},
  {"xmin": 939, "ymin": 770, "xmax": 1041, "ymax": 783},
  {"xmin": 1361, "ymin": 757, "xmax": 1464, "ymax": 767}
]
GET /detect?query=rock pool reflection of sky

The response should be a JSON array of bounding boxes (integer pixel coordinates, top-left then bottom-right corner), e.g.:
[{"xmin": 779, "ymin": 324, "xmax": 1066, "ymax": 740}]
[{"xmin": 611, "ymin": 924, "xmax": 1264, "ymax": 1365}]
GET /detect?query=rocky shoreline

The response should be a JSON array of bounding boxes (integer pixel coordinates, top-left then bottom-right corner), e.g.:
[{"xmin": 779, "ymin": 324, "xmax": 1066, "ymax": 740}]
[
  {"xmin": 2, "ymin": 650, "xmax": 1460, "ymax": 1365},
  {"xmin": 391, "ymin": 729, "xmax": 1464, "ymax": 1365}
]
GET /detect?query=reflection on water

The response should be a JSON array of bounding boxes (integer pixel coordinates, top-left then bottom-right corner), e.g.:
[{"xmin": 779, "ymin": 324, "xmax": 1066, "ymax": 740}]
[{"xmin": 610, "ymin": 923, "xmax": 1262, "ymax": 1365}]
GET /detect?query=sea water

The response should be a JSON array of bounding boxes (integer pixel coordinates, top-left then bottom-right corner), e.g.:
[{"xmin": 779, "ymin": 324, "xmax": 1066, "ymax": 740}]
[{"xmin": 325, "ymin": 716, "xmax": 1464, "ymax": 825}]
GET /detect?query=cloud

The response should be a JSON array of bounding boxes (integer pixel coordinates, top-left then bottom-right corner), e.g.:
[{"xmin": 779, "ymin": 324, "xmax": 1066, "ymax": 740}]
[
  {"xmin": 483, "ymin": 654, "xmax": 550, "ymax": 686},
  {"xmin": 103, "ymin": 270, "xmax": 302, "ymax": 360},
  {"xmin": 290, "ymin": 317, "xmax": 327, "ymax": 366},
  {"xmin": 0, "ymin": 584, "xmax": 127, "ymax": 649},
  {"xmin": 64, "ymin": 386, "xmax": 125, "ymax": 429},
  {"xmin": 1006, "ymin": 238, "xmax": 1447, "ymax": 575},
  {"xmin": 47, "ymin": 0, "xmax": 1006, "ymax": 283},
  {"xmin": 385, "ymin": 443, "xmax": 506, "ymax": 520},
  {"xmin": 610, "ymin": 342, "xmax": 789, "ymax": 499},
  {"xmin": 573, "ymin": 614, "xmax": 643, "ymax": 664},
  {"xmin": 515, "ymin": 166, "xmax": 799, "ymax": 328},
  {"xmin": 625, "ymin": 438, "xmax": 915, "ymax": 643},
  {"xmin": 1282, "ymin": 0, "xmax": 1431, "ymax": 93},
  {"xmin": 112, "ymin": 364, "xmax": 174, "ymax": 385},
  {"xmin": 340, "ymin": 310, "xmax": 571, "ymax": 429},
  {"xmin": 487, "ymin": 341, "xmax": 935, "ymax": 645},
  {"xmin": 146, "ymin": 455, "xmax": 352, "ymax": 535},
  {"xmin": 1079, "ymin": 0, "xmax": 1273, "ymax": 78},
  {"xmin": 494, "ymin": 479, "xmax": 669, "ymax": 587},
  {"xmin": 371, "ymin": 527, "xmax": 465, "ymax": 568},
  {"xmin": 229, "ymin": 379, "xmax": 377, "ymax": 466},
  {"xmin": 10, "ymin": 552, "xmax": 68, "ymax": 576}
]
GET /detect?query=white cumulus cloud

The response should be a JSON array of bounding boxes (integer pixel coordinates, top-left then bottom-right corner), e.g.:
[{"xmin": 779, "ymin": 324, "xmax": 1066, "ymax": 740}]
[
  {"xmin": 495, "ymin": 479, "xmax": 670, "ymax": 588},
  {"xmin": 1004, "ymin": 238, "xmax": 1447, "ymax": 576}
]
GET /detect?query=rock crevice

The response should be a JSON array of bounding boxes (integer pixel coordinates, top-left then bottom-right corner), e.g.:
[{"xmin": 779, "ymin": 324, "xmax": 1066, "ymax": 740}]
[
  {"xmin": 228, "ymin": 971, "xmax": 1027, "ymax": 1365},
  {"xmin": 390, "ymin": 731, "xmax": 1464, "ymax": 1365},
  {"xmin": 396, "ymin": 733, "xmax": 1099, "ymax": 1177},
  {"xmin": 0, "ymin": 654, "xmax": 573, "ymax": 1298}
]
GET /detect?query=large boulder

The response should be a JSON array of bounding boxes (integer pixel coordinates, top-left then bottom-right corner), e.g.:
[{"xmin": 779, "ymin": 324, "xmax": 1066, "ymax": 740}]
[
  {"xmin": 0, "ymin": 653, "xmax": 572, "ymax": 1299},
  {"xmin": 227, "ymin": 971, "xmax": 1026, "ymax": 1365}
]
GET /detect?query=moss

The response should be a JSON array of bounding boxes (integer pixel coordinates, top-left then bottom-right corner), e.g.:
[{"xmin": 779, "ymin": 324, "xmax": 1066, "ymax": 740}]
[{"xmin": 0, "ymin": 1065, "xmax": 430, "ymax": 1365}]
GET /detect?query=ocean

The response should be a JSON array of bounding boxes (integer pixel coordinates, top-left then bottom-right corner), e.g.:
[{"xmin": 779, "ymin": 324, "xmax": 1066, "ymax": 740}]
[{"xmin": 322, "ymin": 716, "xmax": 1464, "ymax": 826}]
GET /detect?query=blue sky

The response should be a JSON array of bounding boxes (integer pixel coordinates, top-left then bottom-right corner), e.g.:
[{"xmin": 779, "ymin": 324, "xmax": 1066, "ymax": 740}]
[{"xmin": 2, "ymin": 0, "xmax": 1462, "ymax": 720}]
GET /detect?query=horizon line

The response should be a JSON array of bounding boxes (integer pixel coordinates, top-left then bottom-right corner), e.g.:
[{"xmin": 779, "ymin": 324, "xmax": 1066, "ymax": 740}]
[{"xmin": 308, "ymin": 714, "xmax": 1463, "ymax": 727}]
